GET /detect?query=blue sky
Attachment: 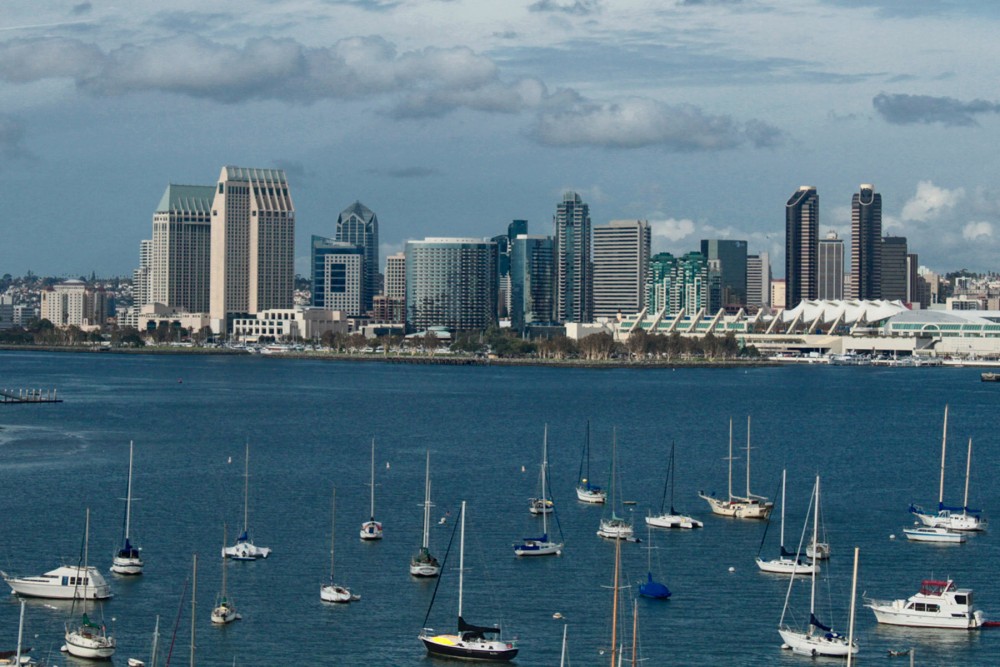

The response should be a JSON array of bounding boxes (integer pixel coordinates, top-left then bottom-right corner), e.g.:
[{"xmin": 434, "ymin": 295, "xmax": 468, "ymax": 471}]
[{"xmin": 3, "ymin": 0, "xmax": 1000, "ymax": 278}]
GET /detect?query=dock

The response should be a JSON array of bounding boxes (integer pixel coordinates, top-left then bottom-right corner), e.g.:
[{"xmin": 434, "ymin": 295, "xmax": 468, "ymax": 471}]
[{"xmin": 1, "ymin": 388, "xmax": 63, "ymax": 404}]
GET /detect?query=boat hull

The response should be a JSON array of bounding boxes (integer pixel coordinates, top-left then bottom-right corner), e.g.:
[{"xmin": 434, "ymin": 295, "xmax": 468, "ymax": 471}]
[
  {"xmin": 360, "ymin": 520, "xmax": 383, "ymax": 540},
  {"xmin": 903, "ymin": 528, "xmax": 966, "ymax": 543},
  {"xmin": 575, "ymin": 486, "xmax": 606, "ymax": 504},
  {"xmin": 597, "ymin": 519, "xmax": 634, "ymax": 540},
  {"xmin": 64, "ymin": 631, "xmax": 116, "ymax": 659},
  {"xmin": 869, "ymin": 604, "xmax": 983, "ymax": 629},
  {"xmin": 755, "ymin": 557, "xmax": 818, "ymax": 576},
  {"xmin": 409, "ymin": 562, "xmax": 441, "ymax": 577},
  {"xmin": 420, "ymin": 633, "xmax": 518, "ymax": 662},
  {"xmin": 4, "ymin": 566, "xmax": 112, "ymax": 600},
  {"xmin": 779, "ymin": 628, "xmax": 856, "ymax": 657},
  {"xmin": 222, "ymin": 541, "xmax": 271, "ymax": 560},
  {"xmin": 513, "ymin": 541, "xmax": 562, "ymax": 557},
  {"xmin": 699, "ymin": 494, "xmax": 773, "ymax": 520},
  {"xmin": 111, "ymin": 556, "xmax": 144, "ymax": 576},
  {"xmin": 320, "ymin": 584, "xmax": 357, "ymax": 603},
  {"xmin": 645, "ymin": 514, "xmax": 703, "ymax": 529},
  {"xmin": 210, "ymin": 603, "xmax": 239, "ymax": 624}
]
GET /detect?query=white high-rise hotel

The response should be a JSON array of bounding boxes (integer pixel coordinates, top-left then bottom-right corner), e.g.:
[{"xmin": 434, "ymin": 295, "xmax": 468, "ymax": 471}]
[
  {"xmin": 592, "ymin": 220, "xmax": 650, "ymax": 319},
  {"xmin": 150, "ymin": 185, "xmax": 214, "ymax": 313},
  {"xmin": 209, "ymin": 166, "xmax": 295, "ymax": 331}
]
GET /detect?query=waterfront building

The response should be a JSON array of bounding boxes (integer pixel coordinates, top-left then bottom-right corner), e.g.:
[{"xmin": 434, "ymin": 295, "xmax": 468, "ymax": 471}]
[
  {"xmin": 149, "ymin": 184, "xmax": 214, "ymax": 313},
  {"xmin": 311, "ymin": 236, "xmax": 364, "ymax": 316},
  {"xmin": 647, "ymin": 251, "xmax": 721, "ymax": 317},
  {"xmin": 553, "ymin": 193, "xmax": 592, "ymax": 323},
  {"xmin": 336, "ymin": 202, "xmax": 379, "ymax": 313},
  {"xmin": 133, "ymin": 239, "xmax": 153, "ymax": 308},
  {"xmin": 40, "ymin": 280, "xmax": 104, "ymax": 327},
  {"xmin": 850, "ymin": 184, "xmax": 882, "ymax": 299},
  {"xmin": 373, "ymin": 252, "xmax": 406, "ymax": 322},
  {"xmin": 510, "ymin": 234, "xmax": 555, "ymax": 332},
  {"xmin": 593, "ymin": 220, "xmax": 651, "ymax": 318},
  {"xmin": 746, "ymin": 252, "xmax": 771, "ymax": 309},
  {"xmin": 405, "ymin": 238, "xmax": 498, "ymax": 332},
  {"xmin": 209, "ymin": 166, "xmax": 295, "ymax": 333},
  {"xmin": 701, "ymin": 239, "xmax": 747, "ymax": 309},
  {"xmin": 231, "ymin": 308, "xmax": 349, "ymax": 343},
  {"xmin": 817, "ymin": 231, "xmax": 844, "ymax": 300},
  {"xmin": 881, "ymin": 236, "xmax": 908, "ymax": 301},
  {"xmin": 785, "ymin": 186, "xmax": 819, "ymax": 308},
  {"xmin": 771, "ymin": 279, "xmax": 787, "ymax": 312}
]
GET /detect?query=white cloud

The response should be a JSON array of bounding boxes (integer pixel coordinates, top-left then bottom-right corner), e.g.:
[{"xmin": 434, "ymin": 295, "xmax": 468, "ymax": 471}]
[
  {"xmin": 649, "ymin": 217, "xmax": 696, "ymax": 245},
  {"xmin": 962, "ymin": 221, "xmax": 993, "ymax": 240},
  {"xmin": 901, "ymin": 180, "xmax": 965, "ymax": 222}
]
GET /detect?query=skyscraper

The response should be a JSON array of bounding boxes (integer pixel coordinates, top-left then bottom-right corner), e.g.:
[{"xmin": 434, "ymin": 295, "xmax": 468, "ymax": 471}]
[
  {"xmin": 311, "ymin": 235, "xmax": 364, "ymax": 316},
  {"xmin": 494, "ymin": 220, "xmax": 528, "ymax": 319},
  {"xmin": 336, "ymin": 202, "xmax": 379, "ymax": 314},
  {"xmin": 553, "ymin": 192, "xmax": 592, "ymax": 323},
  {"xmin": 593, "ymin": 220, "xmax": 651, "ymax": 318},
  {"xmin": 150, "ymin": 184, "xmax": 214, "ymax": 313},
  {"xmin": 647, "ymin": 252, "xmax": 721, "ymax": 317},
  {"xmin": 881, "ymin": 236, "xmax": 908, "ymax": 301},
  {"xmin": 405, "ymin": 238, "xmax": 498, "ymax": 332},
  {"xmin": 510, "ymin": 234, "xmax": 554, "ymax": 332},
  {"xmin": 785, "ymin": 186, "xmax": 819, "ymax": 309},
  {"xmin": 700, "ymin": 239, "xmax": 747, "ymax": 309},
  {"xmin": 746, "ymin": 252, "xmax": 771, "ymax": 309},
  {"xmin": 209, "ymin": 166, "xmax": 295, "ymax": 331},
  {"xmin": 817, "ymin": 230, "xmax": 844, "ymax": 300},
  {"xmin": 133, "ymin": 239, "xmax": 153, "ymax": 308},
  {"xmin": 373, "ymin": 252, "xmax": 406, "ymax": 322},
  {"xmin": 850, "ymin": 184, "xmax": 882, "ymax": 300}
]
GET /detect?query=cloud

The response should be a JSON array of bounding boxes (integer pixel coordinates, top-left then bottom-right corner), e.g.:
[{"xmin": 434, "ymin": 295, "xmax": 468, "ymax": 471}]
[
  {"xmin": 873, "ymin": 92, "xmax": 1000, "ymax": 127},
  {"xmin": 0, "ymin": 38, "xmax": 104, "ymax": 82},
  {"xmin": 962, "ymin": 221, "xmax": 993, "ymax": 241},
  {"xmin": 901, "ymin": 180, "xmax": 964, "ymax": 222},
  {"xmin": 650, "ymin": 217, "xmax": 696, "ymax": 243},
  {"xmin": 532, "ymin": 97, "xmax": 782, "ymax": 150},
  {"xmin": 528, "ymin": 0, "xmax": 601, "ymax": 15},
  {"xmin": 0, "ymin": 115, "xmax": 28, "ymax": 160},
  {"xmin": 71, "ymin": 2, "xmax": 92, "ymax": 15}
]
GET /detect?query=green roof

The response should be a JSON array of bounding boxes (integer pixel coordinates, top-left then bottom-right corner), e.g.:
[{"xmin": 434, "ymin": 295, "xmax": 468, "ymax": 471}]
[{"xmin": 156, "ymin": 184, "xmax": 215, "ymax": 213}]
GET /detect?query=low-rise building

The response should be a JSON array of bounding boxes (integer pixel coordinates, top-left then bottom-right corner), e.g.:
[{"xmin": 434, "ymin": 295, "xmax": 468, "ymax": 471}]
[{"xmin": 231, "ymin": 308, "xmax": 349, "ymax": 342}]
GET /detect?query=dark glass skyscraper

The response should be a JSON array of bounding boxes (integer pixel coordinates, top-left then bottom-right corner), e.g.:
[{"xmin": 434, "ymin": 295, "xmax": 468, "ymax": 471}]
[
  {"xmin": 881, "ymin": 236, "xmax": 908, "ymax": 301},
  {"xmin": 817, "ymin": 231, "xmax": 844, "ymax": 300},
  {"xmin": 510, "ymin": 234, "xmax": 554, "ymax": 332},
  {"xmin": 700, "ymin": 239, "xmax": 747, "ymax": 309},
  {"xmin": 554, "ymin": 192, "xmax": 591, "ymax": 323},
  {"xmin": 850, "ymin": 184, "xmax": 882, "ymax": 300},
  {"xmin": 336, "ymin": 201, "xmax": 379, "ymax": 313},
  {"xmin": 785, "ymin": 186, "xmax": 819, "ymax": 309}
]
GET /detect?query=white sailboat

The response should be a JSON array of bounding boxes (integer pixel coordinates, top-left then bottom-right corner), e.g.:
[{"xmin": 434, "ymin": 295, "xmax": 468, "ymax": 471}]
[
  {"xmin": 321, "ymin": 487, "xmax": 359, "ymax": 603},
  {"xmin": 410, "ymin": 451, "xmax": 441, "ymax": 576},
  {"xmin": 64, "ymin": 509, "xmax": 117, "ymax": 660},
  {"xmin": 597, "ymin": 428, "xmax": 634, "ymax": 540},
  {"xmin": 515, "ymin": 425, "xmax": 563, "ymax": 557},
  {"xmin": 645, "ymin": 442, "xmax": 702, "ymax": 529},
  {"xmin": 700, "ymin": 417, "xmax": 773, "ymax": 520},
  {"xmin": 222, "ymin": 443, "xmax": 271, "ymax": 560},
  {"xmin": 910, "ymin": 406, "xmax": 985, "ymax": 531},
  {"xmin": 111, "ymin": 440, "xmax": 144, "ymax": 575},
  {"xmin": 575, "ymin": 420, "xmax": 606, "ymax": 504},
  {"xmin": 756, "ymin": 469, "xmax": 817, "ymax": 575},
  {"xmin": 778, "ymin": 476, "xmax": 857, "ymax": 659},
  {"xmin": 419, "ymin": 501, "xmax": 519, "ymax": 661},
  {"xmin": 2, "ymin": 601, "xmax": 37, "ymax": 667},
  {"xmin": 211, "ymin": 526, "xmax": 240, "ymax": 624},
  {"xmin": 360, "ymin": 437, "xmax": 383, "ymax": 541}
]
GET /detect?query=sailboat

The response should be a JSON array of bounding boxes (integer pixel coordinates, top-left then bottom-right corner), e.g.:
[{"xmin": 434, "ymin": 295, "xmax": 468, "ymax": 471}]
[
  {"xmin": 419, "ymin": 501, "xmax": 519, "ymax": 661},
  {"xmin": 597, "ymin": 428, "xmax": 634, "ymax": 540},
  {"xmin": 778, "ymin": 476, "xmax": 858, "ymax": 658},
  {"xmin": 211, "ymin": 525, "xmax": 240, "ymax": 624},
  {"xmin": 2, "ymin": 601, "xmax": 37, "ymax": 667},
  {"xmin": 64, "ymin": 509, "xmax": 116, "ymax": 660},
  {"xmin": 645, "ymin": 442, "xmax": 702, "ymax": 529},
  {"xmin": 637, "ymin": 525, "xmax": 670, "ymax": 599},
  {"xmin": 756, "ymin": 469, "xmax": 817, "ymax": 575},
  {"xmin": 321, "ymin": 487, "xmax": 359, "ymax": 603},
  {"xmin": 576, "ymin": 420, "xmax": 606, "ymax": 504},
  {"xmin": 111, "ymin": 440, "xmax": 144, "ymax": 575},
  {"xmin": 515, "ymin": 425, "xmax": 564, "ymax": 557},
  {"xmin": 910, "ymin": 406, "xmax": 985, "ymax": 531},
  {"xmin": 699, "ymin": 417, "xmax": 773, "ymax": 520},
  {"xmin": 411, "ymin": 450, "xmax": 441, "ymax": 576},
  {"xmin": 126, "ymin": 616, "xmax": 160, "ymax": 667},
  {"xmin": 222, "ymin": 443, "xmax": 271, "ymax": 560},
  {"xmin": 360, "ymin": 437, "xmax": 383, "ymax": 541}
]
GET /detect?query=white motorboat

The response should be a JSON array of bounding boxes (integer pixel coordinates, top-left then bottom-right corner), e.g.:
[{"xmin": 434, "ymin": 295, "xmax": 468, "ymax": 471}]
[
  {"xmin": 65, "ymin": 509, "xmax": 116, "ymax": 660},
  {"xmin": 807, "ymin": 541, "xmax": 830, "ymax": 560},
  {"xmin": 778, "ymin": 477, "xmax": 858, "ymax": 659},
  {"xmin": 3, "ymin": 563, "xmax": 112, "ymax": 600},
  {"xmin": 910, "ymin": 406, "xmax": 986, "ymax": 531},
  {"xmin": 111, "ymin": 440, "xmax": 144, "ymax": 575},
  {"xmin": 419, "ymin": 501, "xmax": 518, "ymax": 662},
  {"xmin": 903, "ymin": 526, "xmax": 966, "ymax": 543},
  {"xmin": 866, "ymin": 579, "xmax": 983, "ymax": 629},
  {"xmin": 699, "ymin": 417, "xmax": 773, "ymax": 520},
  {"xmin": 360, "ymin": 437, "xmax": 383, "ymax": 541},
  {"xmin": 597, "ymin": 428, "xmax": 634, "ymax": 541},
  {"xmin": 575, "ymin": 421, "xmax": 606, "ymax": 504},
  {"xmin": 515, "ymin": 425, "xmax": 563, "ymax": 557},
  {"xmin": 222, "ymin": 443, "xmax": 271, "ymax": 560},
  {"xmin": 321, "ymin": 487, "xmax": 359, "ymax": 603},
  {"xmin": 410, "ymin": 450, "xmax": 441, "ymax": 576},
  {"xmin": 756, "ymin": 470, "xmax": 818, "ymax": 576},
  {"xmin": 645, "ymin": 442, "xmax": 703, "ymax": 530},
  {"xmin": 211, "ymin": 526, "xmax": 241, "ymax": 624}
]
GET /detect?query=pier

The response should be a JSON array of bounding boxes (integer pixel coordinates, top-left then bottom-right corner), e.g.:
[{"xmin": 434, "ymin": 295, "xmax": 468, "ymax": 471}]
[{"xmin": 0, "ymin": 388, "xmax": 62, "ymax": 404}]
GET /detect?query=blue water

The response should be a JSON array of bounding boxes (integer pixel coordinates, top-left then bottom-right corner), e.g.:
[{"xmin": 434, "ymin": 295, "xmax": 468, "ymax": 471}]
[{"xmin": 1, "ymin": 351, "xmax": 998, "ymax": 666}]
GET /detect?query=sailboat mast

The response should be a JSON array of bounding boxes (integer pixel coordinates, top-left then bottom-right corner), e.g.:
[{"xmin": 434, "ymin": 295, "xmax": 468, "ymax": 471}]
[
  {"xmin": 745, "ymin": 416, "xmax": 752, "ymax": 498},
  {"xmin": 559, "ymin": 624, "xmax": 567, "ymax": 667},
  {"xmin": 610, "ymin": 536, "xmax": 620, "ymax": 667},
  {"xmin": 939, "ymin": 405, "xmax": 948, "ymax": 507},
  {"xmin": 846, "ymin": 546, "xmax": 859, "ymax": 667},
  {"xmin": 151, "ymin": 615, "xmax": 160, "ymax": 667},
  {"xmin": 125, "ymin": 440, "xmax": 134, "ymax": 541},
  {"xmin": 221, "ymin": 525, "xmax": 227, "ymax": 597},
  {"xmin": 370, "ymin": 438, "xmax": 376, "ymax": 520},
  {"xmin": 963, "ymin": 437, "xmax": 973, "ymax": 514},
  {"xmin": 542, "ymin": 425, "xmax": 549, "ymax": 536},
  {"xmin": 779, "ymin": 469, "xmax": 786, "ymax": 551},
  {"xmin": 422, "ymin": 451, "xmax": 431, "ymax": 550},
  {"xmin": 669, "ymin": 443, "xmax": 676, "ymax": 513},
  {"xmin": 191, "ymin": 554, "xmax": 197, "ymax": 667},
  {"xmin": 330, "ymin": 488, "xmax": 336, "ymax": 581},
  {"xmin": 727, "ymin": 418, "xmax": 734, "ymax": 500},
  {"xmin": 243, "ymin": 443, "xmax": 250, "ymax": 535},
  {"xmin": 83, "ymin": 507, "xmax": 90, "ymax": 609},
  {"xmin": 15, "ymin": 600, "xmax": 24, "ymax": 664},
  {"xmin": 610, "ymin": 428, "xmax": 618, "ymax": 514},
  {"xmin": 458, "ymin": 501, "xmax": 466, "ymax": 620},
  {"xmin": 631, "ymin": 599, "xmax": 638, "ymax": 667},
  {"xmin": 808, "ymin": 476, "xmax": 819, "ymax": 634}
]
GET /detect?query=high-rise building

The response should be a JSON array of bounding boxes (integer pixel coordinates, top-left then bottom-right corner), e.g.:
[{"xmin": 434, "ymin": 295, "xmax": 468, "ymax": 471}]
[
  {"xmin": 593, "ymin": 220, "xmax": 651, "ymax": 318},
  {"xmin": 850, "ymin": 184, "xmax": 882, "ymax": 299},
  {"xmin": 374, "ymin": 252, "xmax": 406, "ymax": 322},
  {"xmin": 494, "ymin": 220, "xmax": 528, "ymax": 319},
  {"xmin": 881, "ymin": 236, "xmax": 908, "ymax": 301},
  {"xmin": 405, "ymin": 238, "xmax": 498, "ymax": 332},
  {"xmin": 785, "ymin": 186, "xmax": 819, "ymax": 308},
  {"xmin": 41, "ymin": 280, "xmax": 105, "ymax": 327},
  {"xmin": 700, "ymin": 239, "xmax": 747, "ymax": 309},
  {"xmin": 746, "ymin": 252, "xmax": 771, "ymax": 309},
  {"xmin": 817, "ymin": 230, "xmax": 844, "ymax": 300},
  {"xmin": 149, "ymin": 184, "xmax": 214, "ymax": 313},
  {"xmin": 553, "ymin": 192, "xmax": 592, "ymax": 323},
  {"xmin": 906, "ymin": 253, "xmax": 925, "ymax": 307},
  {"xmin": 133, "ymin": 239, "xmax": 153, "ymax": 308},
  {"xmin": 647, "ymin": 251, "xmax": 721, "ymax": 317},
  {"xmin": 209, "ymin": 166, "xmax": 295, "ymax": 332},
  {"xmin": 336, "ymin": 202, "xmax": 379, "ymax": 314},
  {"xmin": 510, "ymin": 234, "xmax": 554, "ymax": 332},
  {"xmin": 771, "ymin": 279, "xmax": 787, "ymax": 311},
  {"xmin": 311, "ymin": 236, "xmax": 364, "ymax": 316}
]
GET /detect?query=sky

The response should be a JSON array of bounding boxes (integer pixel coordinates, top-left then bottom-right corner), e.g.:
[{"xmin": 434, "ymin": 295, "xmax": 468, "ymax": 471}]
[{"xmin": 4, "ymin": 0, "xmax": 1000, "ymax": 279}]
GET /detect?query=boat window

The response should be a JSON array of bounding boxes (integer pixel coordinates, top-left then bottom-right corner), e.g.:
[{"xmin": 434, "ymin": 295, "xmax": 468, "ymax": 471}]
[
  {"xmin": 927, "ymin": 604, "xmax": 939, "ymax": 613},
  {"xmin": 70, "ymin": 577, "xmax": 77, "ymax": 585},
  {"xmin": 62, "ymin": 576, "xmax": 68, "ymax": 585},
  {"xmin": 955, "ymin": 595, "xmax": 967, "ymax": 605}
]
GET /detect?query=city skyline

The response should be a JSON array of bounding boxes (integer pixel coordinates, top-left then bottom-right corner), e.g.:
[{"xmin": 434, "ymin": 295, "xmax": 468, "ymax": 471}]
[{"xmin": 4, "ymin": 2, "xmax": 1000, "ymax": 276}]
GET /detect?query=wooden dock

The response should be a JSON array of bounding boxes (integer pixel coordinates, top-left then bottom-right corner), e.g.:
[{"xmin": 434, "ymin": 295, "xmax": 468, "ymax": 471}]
[{"xmin": 1, "ymin": 388, "xmax": 63, "ymax": 404}]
